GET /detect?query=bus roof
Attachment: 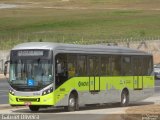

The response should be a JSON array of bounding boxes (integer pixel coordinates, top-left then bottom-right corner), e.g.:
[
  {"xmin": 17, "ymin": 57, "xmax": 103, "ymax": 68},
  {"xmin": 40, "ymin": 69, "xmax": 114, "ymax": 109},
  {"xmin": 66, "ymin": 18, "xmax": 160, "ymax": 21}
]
[{"xmin": 12, "ymin": 42, "xmax": 152, "ymax": 56}]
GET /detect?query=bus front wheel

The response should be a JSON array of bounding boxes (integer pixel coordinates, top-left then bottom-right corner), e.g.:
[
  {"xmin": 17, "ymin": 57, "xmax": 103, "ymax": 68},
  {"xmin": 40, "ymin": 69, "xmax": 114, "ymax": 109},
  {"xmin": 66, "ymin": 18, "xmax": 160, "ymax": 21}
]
[
  {"xmin": 29, "ymin": 105, "xmax": 40, "ymax": 112},
  {"xmin": 121, "ymin": 90, "xmax": 129, "ymax": 107},
  {"xmin": 66, "ymin": 93, "xmax": 79, "ymax": 112}
]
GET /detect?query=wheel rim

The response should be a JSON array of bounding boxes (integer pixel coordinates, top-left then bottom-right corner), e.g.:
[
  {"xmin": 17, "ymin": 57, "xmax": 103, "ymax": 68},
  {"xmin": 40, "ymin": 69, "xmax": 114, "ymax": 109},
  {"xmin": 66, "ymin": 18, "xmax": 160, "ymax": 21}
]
[
  {"xmin": 69, "ymin": 98, "xmax": 75, "ymax": 107},
  {"xmin": 122, "ymin": 94, "xmax": 127, "ymax": 104}
]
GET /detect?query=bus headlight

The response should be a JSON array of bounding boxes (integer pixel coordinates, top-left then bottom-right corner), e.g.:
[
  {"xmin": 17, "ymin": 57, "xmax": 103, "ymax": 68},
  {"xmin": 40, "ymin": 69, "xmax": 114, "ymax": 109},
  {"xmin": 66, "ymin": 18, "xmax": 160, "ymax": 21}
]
[
  {"xmin": 42, "ymin": 87, "xmax": 53, "ymax": 96},
  {"xmin": 9, "ymin": 88, "xmax": 15, "ymax": 95}
]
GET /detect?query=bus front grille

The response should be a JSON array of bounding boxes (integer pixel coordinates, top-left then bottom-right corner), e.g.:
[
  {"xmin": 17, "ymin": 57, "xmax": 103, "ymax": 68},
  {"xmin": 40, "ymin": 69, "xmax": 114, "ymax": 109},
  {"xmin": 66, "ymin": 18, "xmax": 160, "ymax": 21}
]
[{"xmin": 16, "ymin": 98, "xmax": 40, "ymax": 102}]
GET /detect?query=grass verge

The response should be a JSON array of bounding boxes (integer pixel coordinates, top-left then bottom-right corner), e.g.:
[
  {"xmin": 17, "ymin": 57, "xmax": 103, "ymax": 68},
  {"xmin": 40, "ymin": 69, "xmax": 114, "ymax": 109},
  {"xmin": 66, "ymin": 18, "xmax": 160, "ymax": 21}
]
[{"xmin": 0, "ymin": 0, "xmax": 159, "ymax": 49}]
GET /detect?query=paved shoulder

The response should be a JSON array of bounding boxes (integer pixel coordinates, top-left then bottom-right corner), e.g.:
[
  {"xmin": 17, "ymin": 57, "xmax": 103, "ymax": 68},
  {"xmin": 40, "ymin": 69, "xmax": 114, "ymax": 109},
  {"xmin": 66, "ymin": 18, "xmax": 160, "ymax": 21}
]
[{"xmin": 0, "ymin": 74, "xmax": 6, "ymax": 80}]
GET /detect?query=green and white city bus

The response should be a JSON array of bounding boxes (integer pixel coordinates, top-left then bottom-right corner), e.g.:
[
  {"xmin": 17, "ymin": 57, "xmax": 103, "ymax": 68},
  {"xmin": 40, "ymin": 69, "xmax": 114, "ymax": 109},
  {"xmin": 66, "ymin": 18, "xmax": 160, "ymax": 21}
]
[{"xmin": 4, "ymin": 42, "xmax": 154, "ymax": 111}]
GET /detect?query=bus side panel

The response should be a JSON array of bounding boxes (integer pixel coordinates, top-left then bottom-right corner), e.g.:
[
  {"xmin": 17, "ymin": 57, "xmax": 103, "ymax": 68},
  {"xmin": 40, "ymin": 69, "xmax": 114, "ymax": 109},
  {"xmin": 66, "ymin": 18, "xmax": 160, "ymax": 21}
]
[
  {"xmin": 143, "ymin": 76, "xmax": 154, "ymax": 89},
  {"xmin": 54, "ymin": 77, "xmax": 76, "ymax": 106},
  {"xmin": 130, "ymin": 76, "xmax": 154, "ymax": 102},
  {"xmin": 54, "ymin": 76, "xmax": 154, "ymax": 107}
]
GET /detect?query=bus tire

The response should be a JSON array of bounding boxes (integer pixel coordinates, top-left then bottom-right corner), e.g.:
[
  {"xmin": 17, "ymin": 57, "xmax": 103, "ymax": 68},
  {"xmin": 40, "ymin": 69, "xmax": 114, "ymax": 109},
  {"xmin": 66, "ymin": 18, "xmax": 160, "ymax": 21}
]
[
  {"xmin": 29, "ymin": 105, "xmax": 39, "ymax": 112},
  {"xmin": 121, "ymin": 90, "xmax": 129, "ymax": 107},
  {"xmin": 67, "ymin": 94, "xmax": 77, "ymax": 112}
]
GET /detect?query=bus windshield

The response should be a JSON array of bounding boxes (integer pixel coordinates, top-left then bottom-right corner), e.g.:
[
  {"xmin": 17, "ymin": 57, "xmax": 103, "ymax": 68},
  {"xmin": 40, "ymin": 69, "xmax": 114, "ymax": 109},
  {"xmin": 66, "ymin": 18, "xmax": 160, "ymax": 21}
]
[{"xmin": 9, "ymin": 59, "xmax": 53, "ymax": 90}]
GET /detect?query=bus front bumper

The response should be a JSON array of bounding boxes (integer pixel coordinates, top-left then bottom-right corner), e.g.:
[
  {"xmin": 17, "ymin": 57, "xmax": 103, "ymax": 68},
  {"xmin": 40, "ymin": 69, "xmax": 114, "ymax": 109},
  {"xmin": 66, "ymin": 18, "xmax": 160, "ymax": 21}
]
[{"xmin": 9, "ymin": 93, "xmax": 55, "ymax": 106}]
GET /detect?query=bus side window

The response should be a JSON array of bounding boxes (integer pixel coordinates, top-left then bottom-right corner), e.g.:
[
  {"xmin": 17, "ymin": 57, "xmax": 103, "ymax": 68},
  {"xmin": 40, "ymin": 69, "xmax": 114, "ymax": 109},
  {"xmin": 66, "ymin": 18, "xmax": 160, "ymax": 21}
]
[
  {"xmin": 132, "ymin": 57, "xmax": 143, "ymax": 76},
  {"xmin": 111, "ymin": 56, "xmax": 121, "ymax": 76},
  {"xmin": 148, "ymin": 57, "xmax": 153, "ymax": 75},
  {"xmin": 101, "ymin": 56, "xmax": 110, "ymax": 76},
  {"xmin": 122, "ymin": 56, "xmax": 132, "ymax": 76},
  {"xmin": 77, "ymin": 56, "xmax": 86, "ymax": 76},
  {"xmin": 67, "ymin": 54, "xmax": 77, "ymax": 78}
]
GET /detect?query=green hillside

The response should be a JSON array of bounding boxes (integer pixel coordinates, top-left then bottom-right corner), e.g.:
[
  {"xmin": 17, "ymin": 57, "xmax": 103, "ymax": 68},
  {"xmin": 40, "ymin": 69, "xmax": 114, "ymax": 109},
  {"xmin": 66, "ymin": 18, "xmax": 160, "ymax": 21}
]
[{"xmin": 0, "ymin": 0, "xmax": 160, "ymax": 49}]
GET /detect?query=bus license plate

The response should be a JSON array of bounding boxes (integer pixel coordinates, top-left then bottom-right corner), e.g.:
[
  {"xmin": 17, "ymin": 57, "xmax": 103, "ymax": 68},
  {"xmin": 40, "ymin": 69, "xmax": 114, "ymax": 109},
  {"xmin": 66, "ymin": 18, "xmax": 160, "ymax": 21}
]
[{"xmin": 24, "ymin": 102, "xmax": 31, "ymax": 106}]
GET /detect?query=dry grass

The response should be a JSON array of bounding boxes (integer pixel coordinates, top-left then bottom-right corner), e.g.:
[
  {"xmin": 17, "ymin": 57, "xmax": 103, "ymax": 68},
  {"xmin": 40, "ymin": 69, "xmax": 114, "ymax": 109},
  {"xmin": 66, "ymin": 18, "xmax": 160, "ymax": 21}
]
[
  {"xmin": 1, "ymin": 0, "xmax": 160, "ymax": 10},
  {"xmin": 0, "ymin": 0, "xmax": 160, "ymax": 49},
  {"xmin": 126, "ymin": 104, "xmax": 160, "ymax": 114},
  {"xmin": 124, "ymin": 104, "xmax": 160, "ymax": 120}
]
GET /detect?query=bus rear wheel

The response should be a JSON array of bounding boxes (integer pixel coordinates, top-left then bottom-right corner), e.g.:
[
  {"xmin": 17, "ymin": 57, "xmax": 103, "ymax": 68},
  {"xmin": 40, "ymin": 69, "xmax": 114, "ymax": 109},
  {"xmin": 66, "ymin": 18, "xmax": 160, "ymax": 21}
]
[
  {"xmin": 121, "ymin": 90, "xmax": 129, "ymax": 107},
  {"xmin": 29, "ymin": 105, "xmax": 40, "ymax": 112}
]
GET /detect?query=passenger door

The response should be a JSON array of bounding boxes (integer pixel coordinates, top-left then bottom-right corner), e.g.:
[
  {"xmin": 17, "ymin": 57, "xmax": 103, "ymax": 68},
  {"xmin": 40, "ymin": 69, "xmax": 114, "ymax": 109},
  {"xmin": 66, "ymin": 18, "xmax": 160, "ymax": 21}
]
[
  {"xmin": 133, "ymin": 57, "xmax": 143, "ymax": 90},
  {"xmin": 88, "ymin": 56, "xmax": 100, "ymax": 93}
]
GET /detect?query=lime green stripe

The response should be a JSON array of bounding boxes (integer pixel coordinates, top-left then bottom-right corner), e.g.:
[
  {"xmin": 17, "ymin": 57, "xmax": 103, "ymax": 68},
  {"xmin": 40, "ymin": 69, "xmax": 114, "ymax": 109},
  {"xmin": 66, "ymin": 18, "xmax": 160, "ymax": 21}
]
[{"xmin": 9, "ymin": 76, "xmax": 154, "ymax": 106}]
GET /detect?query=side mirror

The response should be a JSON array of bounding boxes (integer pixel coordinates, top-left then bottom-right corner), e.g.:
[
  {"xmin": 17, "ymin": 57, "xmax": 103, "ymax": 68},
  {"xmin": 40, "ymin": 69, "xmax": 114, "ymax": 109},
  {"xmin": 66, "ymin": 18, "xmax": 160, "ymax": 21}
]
[{"xmin": 4, "ymin": 61, "xmax": 9, "ymax": 76}]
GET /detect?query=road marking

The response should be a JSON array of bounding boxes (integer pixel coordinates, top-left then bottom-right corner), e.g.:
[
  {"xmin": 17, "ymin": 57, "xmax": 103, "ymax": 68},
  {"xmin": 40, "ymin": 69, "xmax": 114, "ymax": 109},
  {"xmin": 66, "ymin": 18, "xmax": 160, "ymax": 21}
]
[{"xmin": 155, "ymin": 86, "xmax": 160, "ymax": 88}]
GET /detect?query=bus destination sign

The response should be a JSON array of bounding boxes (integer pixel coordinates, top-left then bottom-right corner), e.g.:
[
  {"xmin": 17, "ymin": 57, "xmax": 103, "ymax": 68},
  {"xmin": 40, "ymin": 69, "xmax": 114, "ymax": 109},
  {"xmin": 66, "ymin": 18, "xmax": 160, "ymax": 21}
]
[{"xmin": 18, "ymin": 50, "xmax": 44, "ymax": 56}]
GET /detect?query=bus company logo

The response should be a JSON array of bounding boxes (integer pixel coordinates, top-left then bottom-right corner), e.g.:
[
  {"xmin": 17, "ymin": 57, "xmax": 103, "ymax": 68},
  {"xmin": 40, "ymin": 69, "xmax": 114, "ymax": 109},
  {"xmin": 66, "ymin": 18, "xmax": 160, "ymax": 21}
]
[{"xmin": 78, "ymin": 81, "xmax": 89, "ymax": 87}]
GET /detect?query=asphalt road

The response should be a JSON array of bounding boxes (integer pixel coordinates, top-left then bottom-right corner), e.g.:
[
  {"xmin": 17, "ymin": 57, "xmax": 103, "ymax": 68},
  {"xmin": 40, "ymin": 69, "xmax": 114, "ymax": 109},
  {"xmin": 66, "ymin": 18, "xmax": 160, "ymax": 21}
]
[
  {"xmin": 154, "ymin": 80, "xmax": 160, "ymax": 95},
  {"xmin": 0, "ymin": 79, "xmax": 160, "ymax": 120},
  {"xmin": 0, "ymin": 79, "xmax": 8, "ymax": 104},
  {"xmin": 0, "ymin": 79, "xmax": 160, "ymax": 104},
  {"xmin": 0, "ymin": 114, "xmax": 121, "ymax": 120}
]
